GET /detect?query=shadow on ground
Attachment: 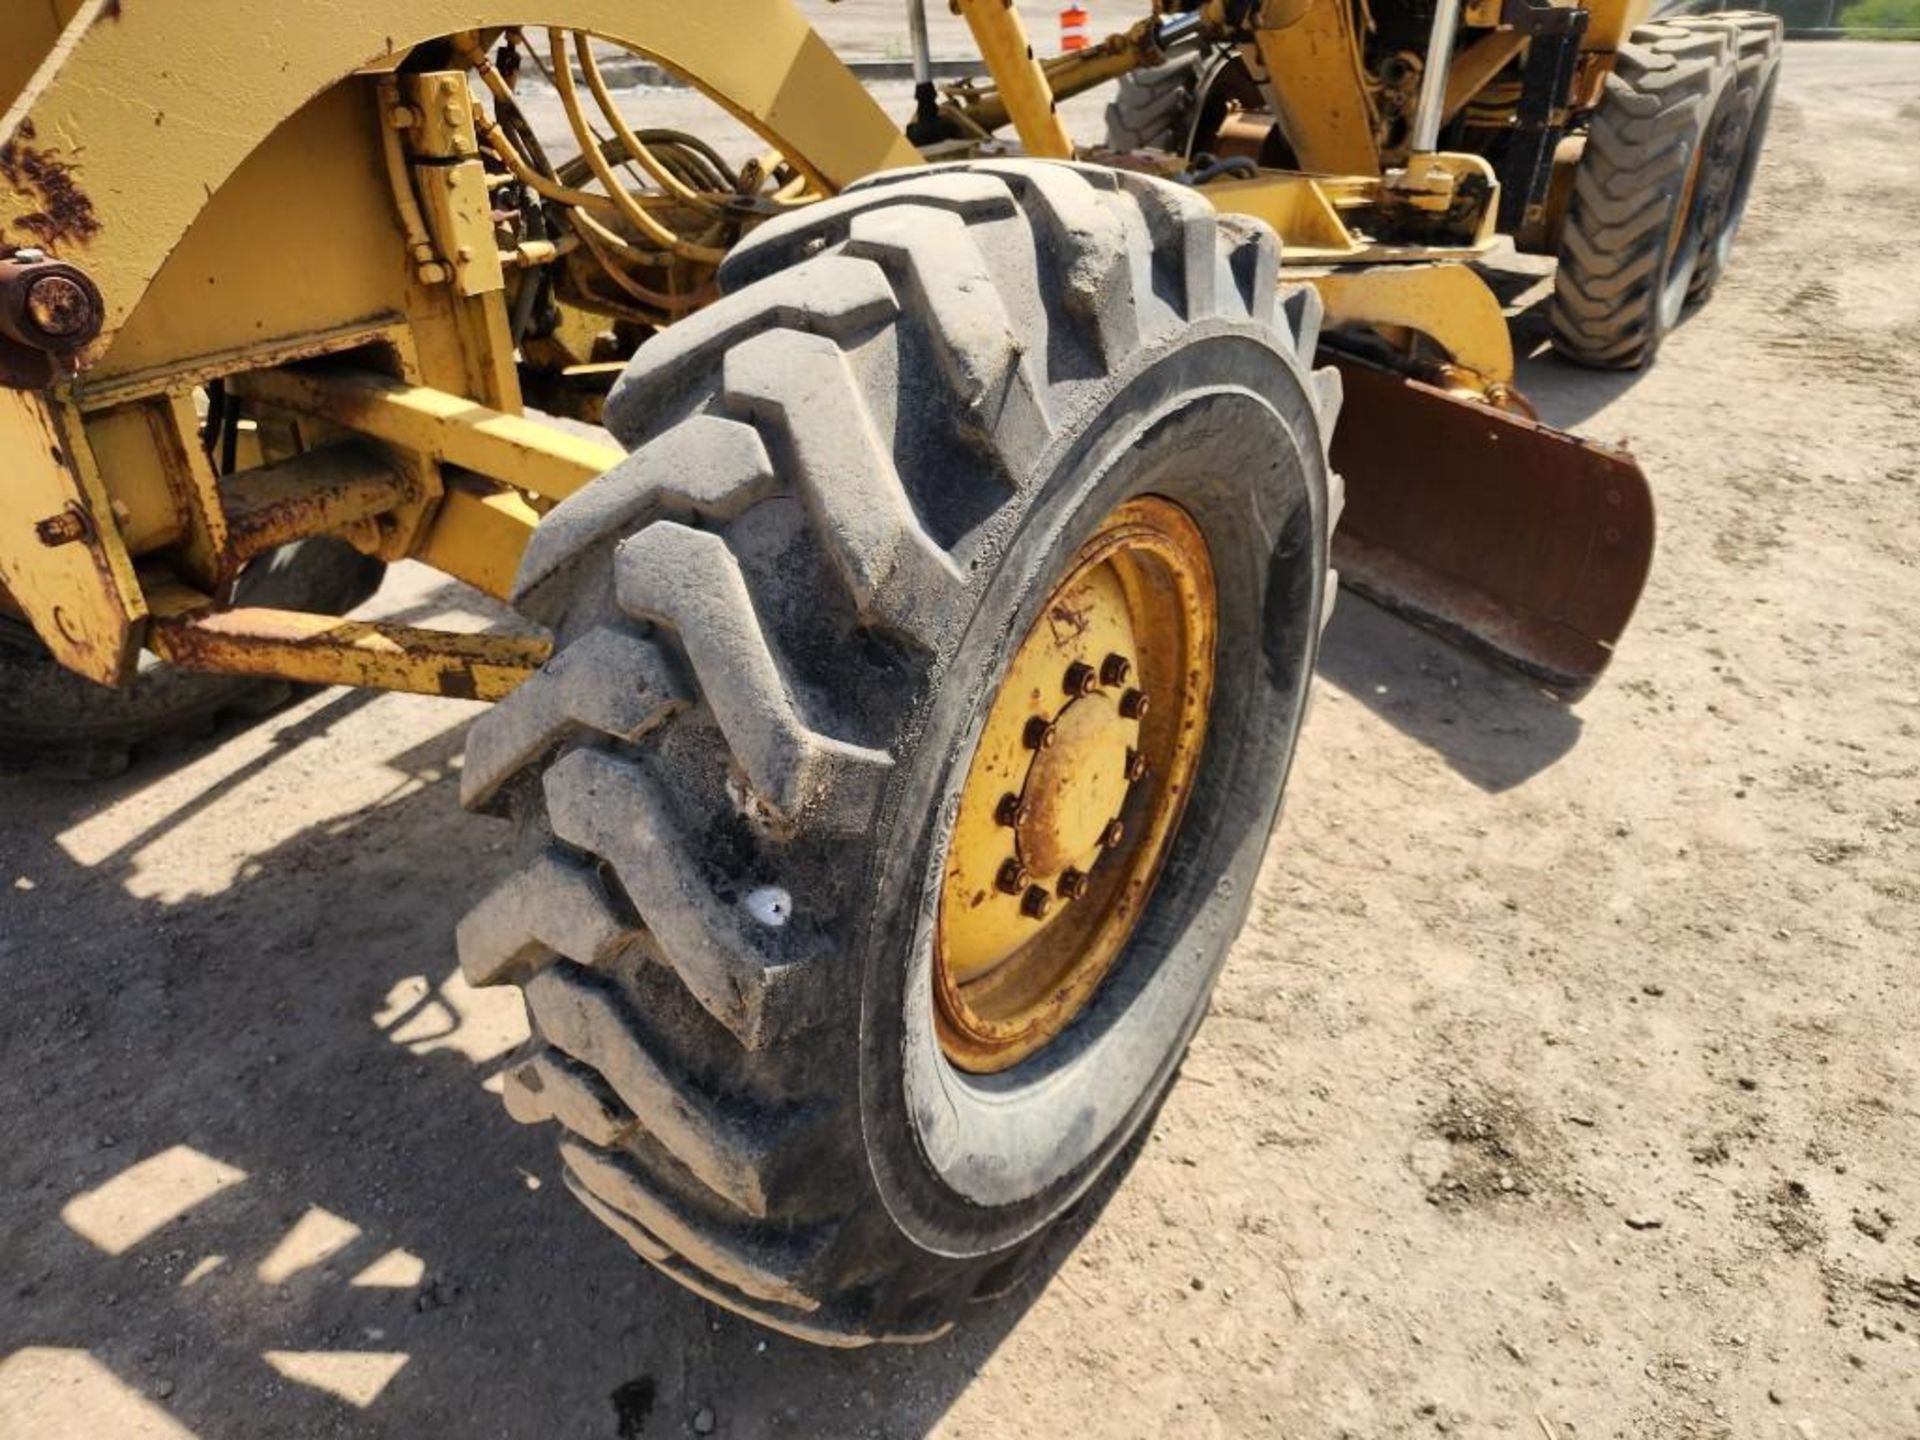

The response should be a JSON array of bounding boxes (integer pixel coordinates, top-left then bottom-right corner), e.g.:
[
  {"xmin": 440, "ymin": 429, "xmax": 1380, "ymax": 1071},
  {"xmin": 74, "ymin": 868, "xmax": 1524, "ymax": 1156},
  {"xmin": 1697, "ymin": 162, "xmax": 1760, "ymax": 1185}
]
[
  {"xmin": 0, "ymin": 557, "xmax": 1602, "ymax": 1434},
  {"xmin": 1476, "ymin": 252, "xmax": 1722, "ymax": 434},
  {"xmin": 0, "ymin": 684, "xmax": 1136, "ymax": 1440},
  {"xmin": 1316, "ymin": 592, "xmax": 1585, "ymax": 793}
]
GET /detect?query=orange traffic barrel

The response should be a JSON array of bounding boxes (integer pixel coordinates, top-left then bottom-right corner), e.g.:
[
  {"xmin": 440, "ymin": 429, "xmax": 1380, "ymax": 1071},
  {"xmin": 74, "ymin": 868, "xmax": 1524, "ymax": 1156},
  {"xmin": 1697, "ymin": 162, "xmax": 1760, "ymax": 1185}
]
[{"xmin": 1060, "ymin": 5, "xmax": 1091, "ymax": 51}]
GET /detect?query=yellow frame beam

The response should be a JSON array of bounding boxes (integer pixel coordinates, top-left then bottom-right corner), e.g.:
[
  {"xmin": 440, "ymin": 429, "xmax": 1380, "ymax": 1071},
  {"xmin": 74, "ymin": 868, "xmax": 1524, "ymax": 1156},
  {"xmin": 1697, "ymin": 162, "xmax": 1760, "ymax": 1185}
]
[
  {"xmin": 1246, "ymin": 0, "xmax": 1381, "ymax": 176},
  {"xmin": 230, "ymin": 367, "xmax": 624, "ymax": 504},
  {"xmin": 953, "ymin": 0, "xmax": 1075, "ymax": 160}
]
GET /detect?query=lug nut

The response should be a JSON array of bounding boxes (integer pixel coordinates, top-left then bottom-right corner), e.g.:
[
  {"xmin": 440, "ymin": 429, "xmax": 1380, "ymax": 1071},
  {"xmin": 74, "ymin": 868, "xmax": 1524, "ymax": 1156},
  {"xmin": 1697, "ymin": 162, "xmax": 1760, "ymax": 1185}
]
[
  {"xmin": 1021, "ymin": 885, "xmax": 1053, "ymax": 920},
  {"xmin": 1057, "ymin": 868, "xmax": 1089, "ymax": 900},
  {"xmin": 995, "ymin": 859, "xmax": 1030, "ymax": 895},
  {"xmin": 1118, "ymin": 688, "xmax": 1149, "ymax": 720},
  {"xmin": 1023, "ymin": 716, "xmax": 1056, "ymax": 750},
  {"xmin": 994, "ymin": 793, "xmax": 1026, "ymax": 828},
  {"xmin": 1100, "ymin": 819, "xmax": 1126, "ymax": 849},
  {"xmin": 33, "ymin": 508, "xmax": 88, "ymax": 547},
  {"xmin": 1125, "ymin": 748, "xmax": 1148, "ymax": 783},
  {"xmin": 1100, "ymin": 653, "xmax": 1132, "ymax": 687},
  {"xmin": 1063, "ymin": 661, "xmax": 1098, "ymax": 697}
]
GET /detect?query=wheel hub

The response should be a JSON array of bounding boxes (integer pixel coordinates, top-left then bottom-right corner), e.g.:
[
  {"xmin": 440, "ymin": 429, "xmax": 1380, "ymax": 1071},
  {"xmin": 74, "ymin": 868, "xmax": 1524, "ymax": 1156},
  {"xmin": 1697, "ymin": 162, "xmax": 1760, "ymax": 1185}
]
[
  {"xmin": 934, "ymin": 497, "xmax": 1216, "ymax": 1073},
  {"xmin": 1014, "ymin": 686, "xmax": 1136, "ymax": 879}
]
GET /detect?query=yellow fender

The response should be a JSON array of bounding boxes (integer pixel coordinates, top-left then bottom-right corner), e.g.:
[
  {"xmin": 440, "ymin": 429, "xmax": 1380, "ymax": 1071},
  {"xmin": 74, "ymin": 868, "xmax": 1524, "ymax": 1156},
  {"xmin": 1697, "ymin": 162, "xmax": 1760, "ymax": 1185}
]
[{"xmin": 2, "ymin": 0, "xmax": 921, "ymax": 357}]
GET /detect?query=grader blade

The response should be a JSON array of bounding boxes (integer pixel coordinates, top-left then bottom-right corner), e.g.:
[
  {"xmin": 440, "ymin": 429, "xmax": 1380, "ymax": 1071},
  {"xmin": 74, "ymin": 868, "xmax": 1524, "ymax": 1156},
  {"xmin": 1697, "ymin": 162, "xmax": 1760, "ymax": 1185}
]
[{"xmin": 1326, "ymin": 355, "xmax": 1655, "ymax": 696}]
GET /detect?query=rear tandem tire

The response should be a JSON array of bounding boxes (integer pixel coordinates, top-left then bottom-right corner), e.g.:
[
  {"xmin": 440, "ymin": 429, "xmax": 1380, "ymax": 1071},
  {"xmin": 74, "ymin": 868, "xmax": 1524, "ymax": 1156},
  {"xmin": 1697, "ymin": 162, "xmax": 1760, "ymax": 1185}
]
[
  {"xmin": 1683, "ymin": 11, "xmax": 1783, "ymax": 303},
  {"xmin": 1102, "ymin": 53, "xmax": 1205, "ymax": 153},
  {"xmin": 1549, "ymin": 19, "xmax": 1746, "ymax": 369},
  {"xmin": 456, "ymin": 160, "xmax": 1344, "ymax": 1344}
]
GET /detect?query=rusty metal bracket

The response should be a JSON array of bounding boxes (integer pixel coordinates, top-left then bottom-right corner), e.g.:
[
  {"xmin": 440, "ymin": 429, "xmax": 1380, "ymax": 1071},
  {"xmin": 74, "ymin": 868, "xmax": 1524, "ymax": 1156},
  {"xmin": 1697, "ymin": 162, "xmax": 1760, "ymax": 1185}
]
[
  {"xmin": 219, "ymin": 440, "xmax": 416, "ymax": 570},
  {"xmin": 146, "ymin": 582, "xmax": 549, "ymax": 702}
]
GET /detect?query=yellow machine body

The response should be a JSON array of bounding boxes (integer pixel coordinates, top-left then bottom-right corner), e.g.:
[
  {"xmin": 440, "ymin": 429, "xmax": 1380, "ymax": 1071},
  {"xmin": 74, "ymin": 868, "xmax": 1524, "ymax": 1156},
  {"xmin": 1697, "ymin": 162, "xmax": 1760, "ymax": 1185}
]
[{"xmin": 1, "ymin": 0, "xmax": 1654, "ymax": 703}]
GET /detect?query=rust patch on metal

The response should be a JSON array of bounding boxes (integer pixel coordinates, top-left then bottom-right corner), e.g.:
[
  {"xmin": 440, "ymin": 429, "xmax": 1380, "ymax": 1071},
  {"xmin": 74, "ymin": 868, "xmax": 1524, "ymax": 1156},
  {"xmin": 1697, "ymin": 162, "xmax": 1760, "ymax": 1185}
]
[
  {"xmin": 146, "ymin": 600, "xmax": 550, "ymax": 703},
  {"xmin": 1, "ymin": 122, "xmax": 103, "ymax": 250},
  {"xmin": 0, "ymin": 336, "xmax": 53, "ymax": 390}
]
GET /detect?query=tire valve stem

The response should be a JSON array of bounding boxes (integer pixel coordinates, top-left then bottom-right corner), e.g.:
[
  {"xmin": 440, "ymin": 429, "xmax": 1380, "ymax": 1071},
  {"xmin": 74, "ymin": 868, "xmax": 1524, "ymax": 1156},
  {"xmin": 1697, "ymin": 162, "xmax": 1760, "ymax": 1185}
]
[
  {"xmin": 996, "ymin": 859, "xmax": 1031, "ymax": 895},
  {"xmin": 1021, "ymin": 885, "xmax": 1053, "ymax": 920},
  {"xmin": 1057, "ymin": 868, "xmax": 1089, "ymax": 900},
  {"xmin": 1118, "ymin": 688, "xmax": 1149, "ymax": 720},
  {"xmin": 1064, "ymin": 661, "xmax": 1099, "ymax": 697},
  {"xmin": 1100, "ymin": 653, "xmax": 1132, "ymax": 687}
]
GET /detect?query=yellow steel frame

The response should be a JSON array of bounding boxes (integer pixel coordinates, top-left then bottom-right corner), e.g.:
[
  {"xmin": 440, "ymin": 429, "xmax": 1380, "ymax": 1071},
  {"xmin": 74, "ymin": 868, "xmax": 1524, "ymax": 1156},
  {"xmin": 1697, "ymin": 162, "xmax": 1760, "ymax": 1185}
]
[
  {"xmin": 1241, "ymin": 0, "xmax": 1382, "ymax": 177},
  {"xmin": 0, "ymin": 0, "xmax": 1557, "ymax": 705},
  {"xmin": 4, "ymin": 0, "xmax": 917, "ymax": 352},
  {"xmin": 953, "ymin": 0, "xmax": 1075, "ymax": 160},
  {"xmin": 1305, "ymin": 262, "xmax": 1516, "ymax": 385}
]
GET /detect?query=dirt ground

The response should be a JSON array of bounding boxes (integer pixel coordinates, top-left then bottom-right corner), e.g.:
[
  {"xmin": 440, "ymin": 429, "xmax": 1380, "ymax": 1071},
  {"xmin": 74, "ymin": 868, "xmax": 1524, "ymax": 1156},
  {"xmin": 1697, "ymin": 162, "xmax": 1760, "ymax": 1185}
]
[{"xmin": 4, "ymin": 28, "xmax": 1919, "ymax": 1440}]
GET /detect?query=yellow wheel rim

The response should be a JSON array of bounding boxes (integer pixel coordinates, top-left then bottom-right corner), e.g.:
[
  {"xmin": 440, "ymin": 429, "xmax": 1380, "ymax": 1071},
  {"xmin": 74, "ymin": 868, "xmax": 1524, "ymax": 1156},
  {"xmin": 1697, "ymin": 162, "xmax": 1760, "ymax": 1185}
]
[{"xmin": 934, "ymin": 496, "xmax": 1217, "ymax": 1073}]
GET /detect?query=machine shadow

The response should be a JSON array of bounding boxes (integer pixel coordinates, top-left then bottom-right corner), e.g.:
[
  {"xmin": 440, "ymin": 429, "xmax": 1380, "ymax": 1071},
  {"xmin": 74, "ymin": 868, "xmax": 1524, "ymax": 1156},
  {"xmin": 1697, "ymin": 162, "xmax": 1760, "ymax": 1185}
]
[
  {"xmin": 0, "ymin": 692, "xmax": 1143, "ymax": 1439},
  {"xmin": 1315, "ymin": 590, "xmax": 1584, "ymax": 793}
]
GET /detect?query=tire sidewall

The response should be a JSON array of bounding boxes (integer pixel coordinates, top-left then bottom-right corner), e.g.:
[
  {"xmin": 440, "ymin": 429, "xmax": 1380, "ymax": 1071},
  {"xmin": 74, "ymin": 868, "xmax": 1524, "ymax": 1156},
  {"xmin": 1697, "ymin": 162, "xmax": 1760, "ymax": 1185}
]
[
  {"xmin": 1704, "ymin": 54, "xmax": 1780, "ymax": 284},
  {"xmin": 855, "ymin": 328, "xmax": 1330, "ymax": 1258}
]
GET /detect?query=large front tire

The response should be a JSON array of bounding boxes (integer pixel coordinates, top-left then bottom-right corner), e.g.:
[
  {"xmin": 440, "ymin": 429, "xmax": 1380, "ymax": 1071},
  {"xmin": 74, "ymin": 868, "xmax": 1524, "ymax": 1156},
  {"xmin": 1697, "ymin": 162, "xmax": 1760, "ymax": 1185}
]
[{"xmin": 457, "ymin": 161, "xmax": 1342, "ymax": 1344}]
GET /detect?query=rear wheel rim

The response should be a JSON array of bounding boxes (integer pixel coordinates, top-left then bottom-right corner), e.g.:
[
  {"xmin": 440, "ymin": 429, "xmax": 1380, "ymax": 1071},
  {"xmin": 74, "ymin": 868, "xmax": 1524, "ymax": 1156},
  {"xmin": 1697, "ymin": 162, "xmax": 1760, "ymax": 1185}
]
[
  {"xmin": 1660, "ymin": 82, "xmax": 1746, "ymax": 329},
  {"xmin": 933, "ymin": 496, "xmax": 1217, "ymax": 1073}
]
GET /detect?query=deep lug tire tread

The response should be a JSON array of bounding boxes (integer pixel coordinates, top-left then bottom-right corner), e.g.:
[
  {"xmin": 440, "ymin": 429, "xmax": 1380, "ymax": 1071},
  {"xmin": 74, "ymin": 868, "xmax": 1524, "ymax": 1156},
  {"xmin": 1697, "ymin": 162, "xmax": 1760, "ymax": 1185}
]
[
  {"xmin": 1549, "ymin": 20, "xmax": 1738, "ymax": 369},
  {"xmin": 459, "ymin": 160, "xmax": 1341, "ymax": 1344},
  {"xmin": 1102, "ymin": 54, "xmax": 1206, "ymax": 153}
]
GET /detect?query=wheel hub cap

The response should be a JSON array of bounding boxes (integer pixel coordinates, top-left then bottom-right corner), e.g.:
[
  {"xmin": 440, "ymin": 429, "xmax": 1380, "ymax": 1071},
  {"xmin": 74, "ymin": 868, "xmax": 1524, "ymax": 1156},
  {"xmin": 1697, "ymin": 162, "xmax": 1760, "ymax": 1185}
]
[{"xmin": 934, "ymin": 497, "xmax": 1216, "ymax": 1073}]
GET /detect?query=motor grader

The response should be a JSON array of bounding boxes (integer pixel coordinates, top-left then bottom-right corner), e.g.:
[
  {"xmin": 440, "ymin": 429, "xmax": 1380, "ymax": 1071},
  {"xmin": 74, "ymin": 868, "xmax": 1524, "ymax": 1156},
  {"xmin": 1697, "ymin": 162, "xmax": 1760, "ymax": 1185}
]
[{"xmin": 2, "ymin": 0, "xmax": 1773, "ymax": 1344}]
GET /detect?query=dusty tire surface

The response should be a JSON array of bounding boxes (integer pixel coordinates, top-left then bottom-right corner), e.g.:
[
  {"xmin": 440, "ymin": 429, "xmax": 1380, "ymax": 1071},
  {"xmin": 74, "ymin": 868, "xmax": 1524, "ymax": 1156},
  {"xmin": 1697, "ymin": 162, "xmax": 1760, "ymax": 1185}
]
[
  {"xmin": 457, "ymin": 159, "xmax": 1343, "ymax": 1344},
  {"xmin": 0, "ymin": 540, "xmax": 385, "ymax": 777},
  {"xmin": 1103, "ymin": 55, "xmax": 1204, "ymax": 153},
  {"xmin": 1549, "ymin": 19, "xmax": 1744, "ymax": 369}
]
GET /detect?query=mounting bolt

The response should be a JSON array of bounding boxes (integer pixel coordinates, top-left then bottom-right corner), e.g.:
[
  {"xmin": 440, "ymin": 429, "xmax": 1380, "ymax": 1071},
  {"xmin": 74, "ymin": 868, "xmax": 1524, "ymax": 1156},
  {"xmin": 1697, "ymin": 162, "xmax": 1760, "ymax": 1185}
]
[
  {"xmin": 25, "ymin": 275, "xmax": 92, "ymax": 339},
  {"xmin": 1118, "ymin": 688, "xmax": 1149, "ymax": 720},
  {"xmin": 1100, "ymin": 653, "xmax": 1132, "ymax": 688},
  {"xmin": 1125, "ymin": 748, "xmax": 1148, "ymax": 783},
  {"xmin": 1063, "ymin": 661, "xmax": 1098, "ymax": 697},
  {"xmin": 1057, "ymin": 868, "xmax": 1089, "ymax": 900},
  {"xmin": 994, "ymin": 793, "xmax": 1026, "ymax": 828},
  {"xmin": 996, "ymin": 859, "xmax": 1030, "ymax": 895},
  {"xmin": 34, "ymin": 508, "xmax": 88, "ymax": 548},
  {"xmin": 1100, "ymin": 819, "xmax": 1125, "ymax": 849},
  {"xmin": 1023, "ymin": 717, "xmax": 1057, "ymax": 750},
  {"xmin": 1021, "ymin": 885, "xmax": 1053, "ymax": 920}
]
